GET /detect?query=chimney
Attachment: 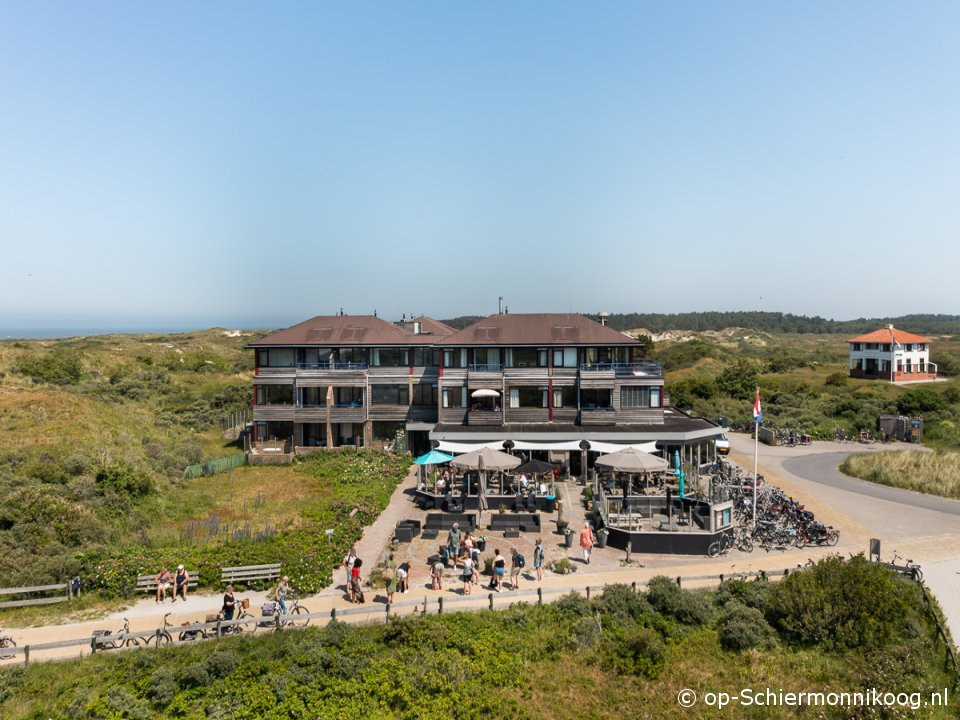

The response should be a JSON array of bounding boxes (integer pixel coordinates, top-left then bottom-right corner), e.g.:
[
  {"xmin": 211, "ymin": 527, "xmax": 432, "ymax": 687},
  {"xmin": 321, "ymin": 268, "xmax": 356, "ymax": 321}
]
[
  {"xmin": 413, "ymin": 321, "xmax": 421, "ymax": 335},
  {"xmin": 886, "ymin": 323, "xmax": 894, "ymax": 329},
  {"xmin": 599, "ymin": 311, "xmax": 610, "ymax": 326}
]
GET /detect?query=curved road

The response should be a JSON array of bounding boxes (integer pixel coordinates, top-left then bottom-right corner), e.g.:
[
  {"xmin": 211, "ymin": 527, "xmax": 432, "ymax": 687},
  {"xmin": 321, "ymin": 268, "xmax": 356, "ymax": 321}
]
[
  {"xmin": 785, "ymin": 452, "xmax": 960, "ymax": 517},
  {"xmin": 729, "ymin": 435, "xmax": 960, "ymax": 641}
]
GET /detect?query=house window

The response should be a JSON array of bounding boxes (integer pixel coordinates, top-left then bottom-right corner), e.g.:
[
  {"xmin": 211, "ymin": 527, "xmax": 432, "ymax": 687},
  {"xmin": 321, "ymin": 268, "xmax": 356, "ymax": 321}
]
[
  {"xmin": 372, "ymin": 349, "xmax": 408, "ymax": 367},
  {"xmin": 920, "ymin": 360, "xmax": 926, "ymax": 373},
  {"xmin": 412, "ymin": 384, "xmax": 438, "ymax": 406},
  {"xmin": 580, "ymin": 389, "xmax": 612, "ymax": 409},
  {"xmin": 509, "ymin": 348, "xmax": 541, "ymax": 368},
  {"xmin": 442, "ymin": 386, "xmax": 466, "ymax": 408},
  {"xmin": 553, "ymin": 386, "xmax": 577, "ymax": 408},
  {"xmin": 371, "ymin": 385, "xmax": 408, "ymax": 405},
  {"xmin": 256, "ymin": 385, "xmax": 293, "ymax": 405},
  {"xmin": 258, "ymin": 349, "xmax": 295, "ymax": 367},
  {"xmin": 621, "ymin": 386, "xmax": 662, "ymax": 408},
  {"xmin": 509, "ymin": 386, "xmax": 548, "ymax": 408},
  {"xmin": 299, "ymin": 387, "xmax": 328, "ymax": 407}
]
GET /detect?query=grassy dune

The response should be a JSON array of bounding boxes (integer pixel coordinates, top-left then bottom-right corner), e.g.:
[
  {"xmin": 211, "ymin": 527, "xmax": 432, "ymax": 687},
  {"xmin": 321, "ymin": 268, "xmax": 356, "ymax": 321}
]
[{"xmin": 840, "ymin": 450, "xmax": 960, "ymax": 499}]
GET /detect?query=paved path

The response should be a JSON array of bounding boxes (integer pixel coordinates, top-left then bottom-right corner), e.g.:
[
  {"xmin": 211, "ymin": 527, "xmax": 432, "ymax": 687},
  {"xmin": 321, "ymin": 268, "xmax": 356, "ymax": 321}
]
[
  {"xmin": 728, "ymin": 434, "xmax": 960, "ymax": 640},
  {"xmin": 4, "ymin": 439, "xmax": 959, "ymax": 663}
]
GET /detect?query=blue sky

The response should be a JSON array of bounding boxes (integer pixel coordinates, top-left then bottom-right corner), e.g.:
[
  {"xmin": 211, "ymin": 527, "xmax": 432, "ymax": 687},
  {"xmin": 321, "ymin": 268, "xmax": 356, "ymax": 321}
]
[{"xmin": 1, "ymin": 1, "xmax": 958, "ymax": 331}]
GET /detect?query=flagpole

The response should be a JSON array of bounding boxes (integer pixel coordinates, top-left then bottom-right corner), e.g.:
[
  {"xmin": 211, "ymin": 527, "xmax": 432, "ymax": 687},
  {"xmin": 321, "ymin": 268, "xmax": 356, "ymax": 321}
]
[{"xmin": 753, "ymin": 386, "xmax": 759, "ymax": 530}]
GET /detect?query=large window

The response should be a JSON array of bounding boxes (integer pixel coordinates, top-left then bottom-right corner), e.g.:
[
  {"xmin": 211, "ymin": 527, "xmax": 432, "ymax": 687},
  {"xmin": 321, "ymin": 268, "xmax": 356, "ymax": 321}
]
[
  {"xmin": 509, "ymin": 386, "xmax": 548, "ymax": 408},
  {"xmin": 553, "ymin": 386, "xmax": 577, "ymax": 408},
  {"xmin": 299, "ymin": 387, "xmax": 328, "ymax": 407},
  {"xmin": 621, "ymin": 386, "xmax": 661, "ymax": 408},
  {"xmin": 443, "ymin": 386, "xmax": 466, "ymax": 408},
  {"xmin": 372, "ymin": 421, "xmax": 405, "ymax": 441},
  {"xmin": 257, "ymin": 349, "xmax": 295, "ymax": 367},
  {"xmin": 443, "ymin": 349, "xmax": 466, "ymax": 368},
  {"xmin": 507, "ymin": 348, "xmax": 546, "ymax": 368},
  {"xmin": 552, "ymin": 348, "xmax": 578, "ymax": 368},
  {"xmin": 372, "ymin": 349, "xmax": 408, "ymax": 367},
  {"xmin": 256, "ymin": 385, "xmax": 293, "ymax": 405},
  {"xmin": 334, "ymin": 387, "xmax": 363, "ymax": 406},
  {"xmin": 339, "ymin": 348, "xmax": 368, "ymax": 365},
  {"xmin": 412, "ymin": 383, "xmax": 438, "ymax": 406},
  {"xmin": 371, "ymin": 385, "xmax": 408, "ymax": 405},
  {"xmin": 473, "ymin": 348, "xmax": 501, "ymax": 368},
  {"xmin": 580, "ymin": 389, "xmax": 612, "ymax": 409},
  {"xmin": 412, "ymin": 348, "xmax": 438, "ymax": 367}
]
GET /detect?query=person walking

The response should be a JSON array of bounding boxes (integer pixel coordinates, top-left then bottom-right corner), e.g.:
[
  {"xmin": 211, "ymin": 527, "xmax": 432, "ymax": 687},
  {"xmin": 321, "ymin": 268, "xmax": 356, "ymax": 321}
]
[
  {"xmin": 351, "ymin": 558, "xmax": 364, "ymax": 603},
  {"xmin": 397, "ymin": 563, "xmax": 408, "ymax": 594},
  {"xmin": 221, "ymin": 585, "xmax": 236, "ymax": 621},
  {"xmin": 533, "ymin": 538, "xmax": 544, "ymax": 581},
  {"xmin": 432, "ymin": 557, "xmax": 445, "ymax": 591},
  {"xmin": 447, "ymin": 523, "xmax": 462, "ymax": 565},
  {"xmin": 579, "ymin": 522, "xmax": 596, "ymax": 565}
]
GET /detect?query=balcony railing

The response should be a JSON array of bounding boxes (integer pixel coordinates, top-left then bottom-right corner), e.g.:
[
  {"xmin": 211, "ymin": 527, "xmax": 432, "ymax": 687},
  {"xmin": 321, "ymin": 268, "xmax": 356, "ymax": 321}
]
[
  {"xmin": 297, "ymin": 362, "xmax": 368, "ymax": 370},
  {"xmin": 468, "ymin": 363, "xmax": 503, "ymax": 372},
  {"xmin": 579, "ymin": 361, "xmax": 662, "ymax": 376}
]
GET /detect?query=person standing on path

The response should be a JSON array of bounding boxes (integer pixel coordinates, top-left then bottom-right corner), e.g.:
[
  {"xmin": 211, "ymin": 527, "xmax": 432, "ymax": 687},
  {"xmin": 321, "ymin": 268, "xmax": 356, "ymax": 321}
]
[
  {"xmin": 384, "ymin": 554, "xmax": 398, "ymax": 604},
  {"xmin": 462, "ymin": 555, "xmax": 473, "ymax": 595},
  {"xmin": 221, "ymin": 585, "xmax": 236, "ymax": 621},
  {"xmin": 510, "ymin": 547, "xmax": 523, "ymax": 590},
  {"xmin": 533, "ymin": 538, "xmax": 544, "ymax": 581},
  {"xmin": 579, "ymin": 522, "xmax": 595, "ymax": 565},
  {"xmin": 447, "ymin": 523, "xmax": 462, "ymax": 566},
  {"xmin": 275, "ymin": 576, "xmax": 289, "ymax": 614},
  {"xmin": 492, "ymin": 549, "xmax": 505, "ymax": 592},
  {"xmin": 342, "ymin": 547, "xmax": 357, "ymax": 602}
]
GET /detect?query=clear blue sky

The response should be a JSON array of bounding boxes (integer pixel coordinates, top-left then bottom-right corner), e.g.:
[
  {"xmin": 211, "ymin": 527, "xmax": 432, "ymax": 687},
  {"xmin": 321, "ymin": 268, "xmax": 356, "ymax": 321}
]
[{"xmin": 1, "ymin": 1, "xmax": 958, "ymax": 331}]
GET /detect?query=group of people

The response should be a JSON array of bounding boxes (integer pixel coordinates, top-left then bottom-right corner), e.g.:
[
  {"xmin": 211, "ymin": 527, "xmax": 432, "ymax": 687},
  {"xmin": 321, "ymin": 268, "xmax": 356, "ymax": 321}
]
[
  {"xmin": 220, "ymin": 575, "xmax": 292, "ymax": 622},
  {"xmin": 154, "ymin": 565, "xmax": 190, "ymax": 603}
]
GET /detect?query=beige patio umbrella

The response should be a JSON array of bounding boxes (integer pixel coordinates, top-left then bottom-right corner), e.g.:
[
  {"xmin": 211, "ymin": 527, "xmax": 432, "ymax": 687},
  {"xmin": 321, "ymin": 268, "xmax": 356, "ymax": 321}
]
[
  {"xmin": 451, "ymin": 447, "xmax": 520, "ymax": 507},
  {"xmin": 595, "ymin": 447, "xmax": 668, "ymax": 527}
]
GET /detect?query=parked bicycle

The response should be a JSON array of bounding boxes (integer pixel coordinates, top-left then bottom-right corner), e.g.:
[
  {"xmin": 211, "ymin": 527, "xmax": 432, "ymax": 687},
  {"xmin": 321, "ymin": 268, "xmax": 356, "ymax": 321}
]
[
  {"xmin": 93, "ymin": 618, "xmax": 141, "ymax": 650},
  {"xmin": 150, "ymin": 613, "xmax": 174, "ymax": 647},
  {"xmin": 890, "ymin": 552, "xmax": 923, "ymax": 581},
  {"xmin": 0, "ymin": 629, "xmax": 17, "ymax": 659}
]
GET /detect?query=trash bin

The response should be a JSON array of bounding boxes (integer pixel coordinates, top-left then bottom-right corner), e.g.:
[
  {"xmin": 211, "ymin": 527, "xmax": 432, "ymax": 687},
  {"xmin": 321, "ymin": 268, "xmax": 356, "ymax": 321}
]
[
  {"xmin": 563, "ymin": 530, "xmax": 574, "ymax": 548},
  {"xmin": 545, "ymin": 495, "xmax": 556, "ymax": 513}
]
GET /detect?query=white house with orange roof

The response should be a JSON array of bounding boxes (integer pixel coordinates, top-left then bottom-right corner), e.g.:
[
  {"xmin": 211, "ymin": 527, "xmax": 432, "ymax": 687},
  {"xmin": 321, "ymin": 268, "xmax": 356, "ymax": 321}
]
[{"xmin": 848, "ymin": 324, "xmax": 937, "ymax": 382}]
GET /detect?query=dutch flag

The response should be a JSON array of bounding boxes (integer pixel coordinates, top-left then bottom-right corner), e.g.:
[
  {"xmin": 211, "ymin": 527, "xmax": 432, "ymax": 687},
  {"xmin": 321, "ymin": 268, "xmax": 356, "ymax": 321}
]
[{"xmin": 753, "ymin": 389, "xmax": 762, "ymax": 424}]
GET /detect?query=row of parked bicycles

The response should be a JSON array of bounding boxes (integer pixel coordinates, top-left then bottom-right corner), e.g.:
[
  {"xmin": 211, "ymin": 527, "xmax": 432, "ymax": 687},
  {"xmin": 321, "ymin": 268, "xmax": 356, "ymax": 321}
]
[
  {"xmin": 706, "ymin": 462, "xmax": 839, "ymax": 557},
  {"xmin": 91, "ymin": 595, "xmax": 310, "ymax": 650}
]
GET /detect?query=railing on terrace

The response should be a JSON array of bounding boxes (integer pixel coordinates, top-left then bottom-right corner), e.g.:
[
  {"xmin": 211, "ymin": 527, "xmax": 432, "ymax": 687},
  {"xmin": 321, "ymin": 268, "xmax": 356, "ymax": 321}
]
[
  {"xmin": 296, "ymin": 362, "xmax": 369, "ymax": 370},
  {"xmin": 579, "ymin": 361, "xmax": 662, "ymax": 375},
  {"xmin": 468, "ymin": 364, "xmax": 503, "ymax": 372}
]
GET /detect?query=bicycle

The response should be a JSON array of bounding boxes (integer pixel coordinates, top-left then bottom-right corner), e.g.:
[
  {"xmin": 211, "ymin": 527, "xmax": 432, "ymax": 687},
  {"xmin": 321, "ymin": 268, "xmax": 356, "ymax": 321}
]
[
  {"xmin": 0, "ymin": 629, "xmax": 17, "ymax": 659},
  {"xmin": 93, "ymin": 618, "xmax": 141, "ymax": 650},
  {"xmin": 891, "ymin": 553, "xmax": 923, "ymax": 582},
  {"xmin": 150, "ymin": 613, "xmax": 174, "ymax": 647},
  {"xmin": 280, "ymin": 592, "xmax": 310, "ymax": 627},
  {"xmin": 217, "ymin": 598, "xmax": 254, "ymax": 635}
]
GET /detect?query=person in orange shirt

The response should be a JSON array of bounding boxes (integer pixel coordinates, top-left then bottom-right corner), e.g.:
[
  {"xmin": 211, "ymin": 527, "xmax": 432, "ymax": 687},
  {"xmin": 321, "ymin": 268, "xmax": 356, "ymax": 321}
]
[{"xmin": 579, "ymin": 522, "xmax": 596, "ymax": 565}]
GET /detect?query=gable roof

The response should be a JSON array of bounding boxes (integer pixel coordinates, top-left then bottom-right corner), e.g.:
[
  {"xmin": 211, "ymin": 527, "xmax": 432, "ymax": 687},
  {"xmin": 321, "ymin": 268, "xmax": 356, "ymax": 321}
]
[
  {"xmin": 413, "ymin": 316, "xmax": 457, "ymax": 336},
  {"xmin": 249, "ymin": 315, "xmax": 428, "ymax": 347},
  {"xmin": 848, "ymin": 327, "xmax": 931, "ymax": 344},
  {"xmin": 438, "ymin": 313, "xmax": 639, "ymax": 346}
]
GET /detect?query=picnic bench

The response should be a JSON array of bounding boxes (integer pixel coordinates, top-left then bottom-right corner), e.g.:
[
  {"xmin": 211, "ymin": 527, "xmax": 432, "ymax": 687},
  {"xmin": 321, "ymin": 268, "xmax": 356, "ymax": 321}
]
[
  {"xmin": 220, "ymin": 563, "xmax": 282, "ymax": 587},
  {"xmin": 0, "ymin": 581, "xmax": 74, "ymax": 609},
  {"xmin": 136, "ymin": 572, "xmax": 199, "ymax": 594}
]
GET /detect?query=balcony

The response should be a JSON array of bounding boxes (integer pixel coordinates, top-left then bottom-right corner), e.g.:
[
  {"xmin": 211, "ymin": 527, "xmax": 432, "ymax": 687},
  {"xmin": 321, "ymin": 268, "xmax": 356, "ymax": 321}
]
[
  {"xmin": 468, "ymin": 363, "xmax": 502, "ymax": 372},
  {"xmin": 297, "ymin": 362, "xmax": 368, "ymax": 370},
  {"xmin": 579, "ymin": 361, "xmax": 662, "ymax": 377},
  {"xmin": 467, "ymin": 409, "xmax": 503, "ymax": 426},
  {"xmin": 580, "ymin": 406, "xmax": 616, "ymax": 425}
]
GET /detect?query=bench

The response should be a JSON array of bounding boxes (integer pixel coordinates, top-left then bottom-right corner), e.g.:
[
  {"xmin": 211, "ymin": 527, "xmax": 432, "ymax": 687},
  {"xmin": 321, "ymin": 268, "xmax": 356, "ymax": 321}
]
[
  {"xmin": 489, "ymin": 512, "xmax": 540, "ymax": 534},
  {"xmin": 0, "ymin": 582, "xmax": 74, "ymax": 609},
  {"xmin": 220, "ymin": 563, "xmax": 282, "ymax": 587},
  {"xmin": 137, "ymin": 572, "xmax": 199, "ymax": 594},
  {"xmin": 395, "ymin": 520, "xmax": 422, "ymax": 543}
]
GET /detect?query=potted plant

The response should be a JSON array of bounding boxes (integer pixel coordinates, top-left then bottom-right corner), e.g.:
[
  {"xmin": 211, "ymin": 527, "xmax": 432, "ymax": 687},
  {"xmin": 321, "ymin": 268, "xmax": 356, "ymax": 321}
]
[
  {"xmin": 475, "ymin": 535, "xmax": 487, "ymax": 552},
  {"xmin": 596, "ymin": 528, "xmax": 609, "ymax": 549},
  {"xmin": 563, "ymin": 527, "xmax": 575, "ymax": 548},
  {"xmin": 555, "ymin": 518, "xmax": 569, "ymax": 535}
]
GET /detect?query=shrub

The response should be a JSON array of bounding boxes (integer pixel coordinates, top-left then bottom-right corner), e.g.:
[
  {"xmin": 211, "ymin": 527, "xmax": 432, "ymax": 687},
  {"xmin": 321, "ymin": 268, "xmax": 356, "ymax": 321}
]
[
  {"xmin": 897, "ymin": 387, "xmax": 946, "ymax": 415},
  {"xmin": 714, "ymin": 579, "xmax": 770, "ymax": 611},
  {"xmin": 718, "ymin": 601, "xmax": 778, "ymax": 651},
  {"xmin": 602, "ymin": 625, "xmax": 666, "ymax": 678},
  {"xmin": 765, "ymin": 555, "xmax": 924, "ymax": 650},
  {"xmin": 593, "ymin": 583, "xmax": 653, "ymax": 626},
  {"xmin": 204, "ymin": 650, "xmax": 239, "ymax": 679},
  {"xmin": 645, "ymin": 576, "xmax": 713, "ymax": 626},
  {"xmin": 824, "ymin": 372, "xmax": 848, "ymax": 388},
  {"xmin": 146, "ymin": 667, "xmax": 177, "ymax": 707},
  {"xmin": 553, "ymin": 591, "xmax": 591, "ymax": 617},
  {"xmin": 549, "ymin": 557, "xmax": 577, "ymax": 575},
  {"xmin": 176, "ymin": 662, "xmax": 210, "ymax": 689},
  {"xmin": 14, "ymin": 350, "xmax": 84, "ymax": 384}
]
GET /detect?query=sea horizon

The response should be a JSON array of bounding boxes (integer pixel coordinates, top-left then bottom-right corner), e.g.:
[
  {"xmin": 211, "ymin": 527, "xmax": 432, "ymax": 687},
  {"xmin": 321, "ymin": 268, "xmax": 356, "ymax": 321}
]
[{"xmin": 0, "ymin": 326, "xmax": 225, "ymax": 340}]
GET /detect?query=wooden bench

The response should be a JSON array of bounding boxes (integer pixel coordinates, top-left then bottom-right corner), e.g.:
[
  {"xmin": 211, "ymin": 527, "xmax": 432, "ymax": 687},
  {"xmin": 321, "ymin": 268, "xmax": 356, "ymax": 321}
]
[
  {"xmin": 136, "ymin": 572, "xmax": 199, "ymax": 594},
  {"xmin": 220, "ymin": 563, "xmax": 282, "ymax": 587},
  {"xmin": 0, "ymin": 582, "xmax": 73, "ymax": 609}
]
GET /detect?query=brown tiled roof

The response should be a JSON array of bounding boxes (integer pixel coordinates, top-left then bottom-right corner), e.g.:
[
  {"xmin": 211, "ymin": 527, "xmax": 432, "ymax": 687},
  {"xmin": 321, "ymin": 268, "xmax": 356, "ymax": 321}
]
[
  {"xmin": 413, "ymin": 316, "xmax": 457, "ymax": 336},
  {"xmin": 438, "ymin": 313, "xmax": 640, "ymax": 346},
  {"xmin": 249, "ymin": 315, "xmax": 428, "ymax": 347},
  {"xmin": 848, "ymin": 327, "xmax": 931, "ymax": 344}
]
